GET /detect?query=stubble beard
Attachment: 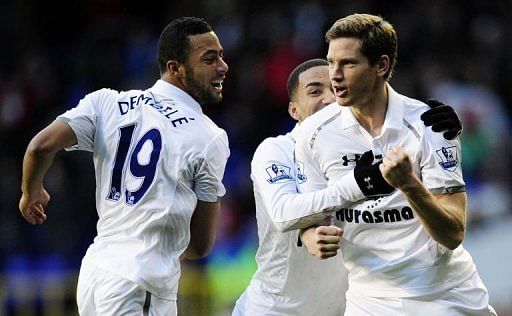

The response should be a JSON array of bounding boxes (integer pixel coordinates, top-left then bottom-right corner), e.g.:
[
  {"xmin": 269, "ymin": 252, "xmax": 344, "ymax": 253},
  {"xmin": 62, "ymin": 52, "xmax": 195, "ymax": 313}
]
[{"xmin": 184, "ymin": 65, "xmax": 221, "ymax": 106}]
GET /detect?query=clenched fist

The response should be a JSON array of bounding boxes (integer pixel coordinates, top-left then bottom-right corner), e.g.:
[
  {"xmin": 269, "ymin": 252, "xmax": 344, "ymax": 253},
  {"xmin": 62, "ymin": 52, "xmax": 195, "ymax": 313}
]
[
  {"xmin": 379, "ymin": 146, "xmax": 414, "ymax": 190},
  {"xmin": 300, "ymin": 225, "xmax": 343, "ymax": 260}
]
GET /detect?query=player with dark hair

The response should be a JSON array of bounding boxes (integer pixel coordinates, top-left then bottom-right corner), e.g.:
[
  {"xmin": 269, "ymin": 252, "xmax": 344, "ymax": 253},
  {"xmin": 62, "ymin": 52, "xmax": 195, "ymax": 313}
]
[
  {"xmin": 19, "ymin": 16, "xmax": 229, "ymax": 315},
  {"xmin": 295, "ymin": 13, "xmax": 495, "ymax": 315}
]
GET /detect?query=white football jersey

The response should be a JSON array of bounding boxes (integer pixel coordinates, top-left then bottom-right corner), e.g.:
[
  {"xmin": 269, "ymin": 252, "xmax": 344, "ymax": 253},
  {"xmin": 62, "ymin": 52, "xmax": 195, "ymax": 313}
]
[
  {"xmin": 295, "ymin": 84, "xmax": 476, "ymax": 298},
  {"xmin": 57, "ymin": 80, "xmax": 229, "ymax": 299},
  {"xmin": 234, "ymin": 125, "xmax": 347, "ymax": 316}
]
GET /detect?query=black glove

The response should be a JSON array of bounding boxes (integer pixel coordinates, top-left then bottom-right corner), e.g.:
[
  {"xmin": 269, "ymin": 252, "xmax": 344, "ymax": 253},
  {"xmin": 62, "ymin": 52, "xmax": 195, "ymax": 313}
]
[
  {"xmin": 353, "ymin": 150, "xmax": 395, "ymax": 197},
  {"xmin": 421, "ymin": 99, "xmax": 463, "ymax": 140}
]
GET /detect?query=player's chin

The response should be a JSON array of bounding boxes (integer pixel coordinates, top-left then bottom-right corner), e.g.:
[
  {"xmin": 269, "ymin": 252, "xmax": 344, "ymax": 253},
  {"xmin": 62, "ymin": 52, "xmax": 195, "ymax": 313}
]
[
  {"xmin": 335, "ymin": 96, "xmax": 350, "ymax": 107},
  {"xmin": 209, "ymin": 92, "xmax": 223, "ymax": 104}
]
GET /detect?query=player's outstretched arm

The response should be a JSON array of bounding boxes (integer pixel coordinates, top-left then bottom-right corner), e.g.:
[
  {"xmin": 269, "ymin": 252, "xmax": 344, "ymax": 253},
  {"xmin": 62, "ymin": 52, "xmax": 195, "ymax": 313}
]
[
  {"xmin": 379, "ymin": 146, "xmax": 466, "ymax": 250},
  {"xmin": 183, "ymin": 199, "xmax": 221, "ymax": 260},
  {"xmin": 19, "ymin": 120, "xmax": 77, "ymax": 225},
  {"xmin": 300, "ymin": 225, "xmax": 343, "ymax": 260},
  {"xmin": 271, "ymin": 149, "xmax": 399, "ymax": 232}
]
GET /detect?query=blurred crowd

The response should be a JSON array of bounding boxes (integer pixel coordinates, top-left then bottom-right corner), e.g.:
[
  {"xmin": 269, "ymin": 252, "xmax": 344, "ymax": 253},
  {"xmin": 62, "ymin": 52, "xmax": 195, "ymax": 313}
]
[{"xmin": 1, "ymin": 0, "xmax": 511, "ymax": 315}]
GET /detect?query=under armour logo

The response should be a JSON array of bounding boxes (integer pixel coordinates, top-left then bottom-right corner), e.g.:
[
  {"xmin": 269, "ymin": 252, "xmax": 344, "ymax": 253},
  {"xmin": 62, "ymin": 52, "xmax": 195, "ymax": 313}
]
[
  {"xmin": 342, "ymin": 154, "xmax": 361, "ymax": 166},
  {"xmin": 364, "ymin": 177, "xmax": 373, "ymax": 190}
]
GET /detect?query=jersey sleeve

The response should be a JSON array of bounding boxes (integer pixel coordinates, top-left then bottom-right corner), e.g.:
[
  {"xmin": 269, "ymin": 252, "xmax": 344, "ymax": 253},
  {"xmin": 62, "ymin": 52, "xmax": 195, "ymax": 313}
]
[
  {"xmin": 419, "ymin": 126, "xmax": 466, "ymax": 195},
  {"xmin": 56, "ymin": 89, "xmax": 109, "ymax": 152},
  {"xmin": 192, "ymin": 131, "xmax": 230, "ymax": 202},
  {"xmin": 294, "ymin": 130, "xmax": 329, "ymax": 193},
  {"xmin": 253, "ymin": 137, "xmax": 363, "ymax": 232}
]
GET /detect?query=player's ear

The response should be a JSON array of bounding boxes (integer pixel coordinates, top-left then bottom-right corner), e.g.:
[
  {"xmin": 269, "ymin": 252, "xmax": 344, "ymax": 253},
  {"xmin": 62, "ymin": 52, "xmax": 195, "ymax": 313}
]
[
  {"xmin": 288, "ymin": 101, "xmax": 301, "ymax": 121},
  {"xmin": 375, "ymin": 55, "xmax": 389, "ymax": 78},
  {"xmin": 167, "ymin": 60, "xmax": 185, "ymax": 79}
]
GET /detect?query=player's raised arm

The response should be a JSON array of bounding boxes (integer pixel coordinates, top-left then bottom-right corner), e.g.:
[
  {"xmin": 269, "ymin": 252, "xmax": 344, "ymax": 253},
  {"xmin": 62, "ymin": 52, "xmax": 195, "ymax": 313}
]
[
  {"xmin": 379, "ymin": 145, "xmax": 466, "ymax": 250},
  {"xmin": 251, "ymin": 137, "xmax": 359, "ymax": 232},
  {"xmin": 266, "ymin": 126, "xmax": 397, "ymax": 232},
  {"xmin": 19, "ymin": 120, "xmax": 78, "ymax": 224}
]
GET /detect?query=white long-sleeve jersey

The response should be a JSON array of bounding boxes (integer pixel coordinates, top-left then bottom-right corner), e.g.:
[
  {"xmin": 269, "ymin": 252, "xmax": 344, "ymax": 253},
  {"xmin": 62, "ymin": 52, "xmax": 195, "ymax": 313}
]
[
  {"xmin": 295, "ymin": 84, "xmax": 477, "ymax": 298},
  {"xmin": 57, "ymin": 80, "xmax": 229, "ymax": 300},
  {"xmin": 235, "ymin": 125, "xmax": 349, "ymax": 316}
]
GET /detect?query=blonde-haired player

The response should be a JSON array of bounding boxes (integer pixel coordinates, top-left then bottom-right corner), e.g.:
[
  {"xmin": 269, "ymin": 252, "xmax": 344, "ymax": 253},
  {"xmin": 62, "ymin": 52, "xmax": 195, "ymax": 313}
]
[{"xmin": 295, "ymin": 13, "xmax": 495, "ymax": 315}]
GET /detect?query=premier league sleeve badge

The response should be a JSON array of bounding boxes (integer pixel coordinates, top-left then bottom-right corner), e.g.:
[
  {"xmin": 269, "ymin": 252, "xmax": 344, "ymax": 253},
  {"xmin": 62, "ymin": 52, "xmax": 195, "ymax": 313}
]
[
  {"xmin": 436, "ymin": 146, "xmax": 458, "ymax": 172},
  {"xmin": 266, "ymin": 164, "xmax": 294, "ymax": 184}
]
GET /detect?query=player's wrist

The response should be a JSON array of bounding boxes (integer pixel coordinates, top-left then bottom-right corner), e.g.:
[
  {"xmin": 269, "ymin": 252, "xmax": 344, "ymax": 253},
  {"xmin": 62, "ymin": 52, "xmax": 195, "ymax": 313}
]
[
  {"xmin": 353, "ymin": 152, "xmax": 395, "ymax": 197},
  {"xmin": 297, "ymin": 228, "xmax": 307, "ymax": 247},
  {"xmin": 298, "ymin": 225, "xmax": 317, "ymax": 248},
  {"xmin": 396, "ymin": 175, "xmax": 423, "ymax": 194}
]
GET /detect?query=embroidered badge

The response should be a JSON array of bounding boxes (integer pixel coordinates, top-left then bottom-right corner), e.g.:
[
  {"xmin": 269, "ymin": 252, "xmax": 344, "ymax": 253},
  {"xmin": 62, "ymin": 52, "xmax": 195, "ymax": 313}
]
[
  {"xmin": 436, "ymin": 146, "xmax": 458, "ymax": 171},
  {"xmin": 266, "ymin": 164, "xmax": 294, "ymax": 184},
  {"xmin": 296, "ymin": 161, "xmax": 307, "ymax": 183}
]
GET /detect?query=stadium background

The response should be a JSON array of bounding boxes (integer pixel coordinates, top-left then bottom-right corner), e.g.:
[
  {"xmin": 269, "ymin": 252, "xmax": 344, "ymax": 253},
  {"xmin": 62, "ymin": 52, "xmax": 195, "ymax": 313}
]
[{"xmin": 1, "ymin": 0, "xmax": 511, "ymax": 315}]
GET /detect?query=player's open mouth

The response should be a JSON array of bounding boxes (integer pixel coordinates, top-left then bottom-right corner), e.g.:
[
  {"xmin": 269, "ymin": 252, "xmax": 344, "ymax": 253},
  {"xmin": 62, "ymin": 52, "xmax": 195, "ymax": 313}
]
[
  {"xmin": 334, "ymin": 86, "xmax": 347, "ymax": 98},
  {"xmin": 211, "ymin": 80, "xmax": 223, "ymax": 91}
]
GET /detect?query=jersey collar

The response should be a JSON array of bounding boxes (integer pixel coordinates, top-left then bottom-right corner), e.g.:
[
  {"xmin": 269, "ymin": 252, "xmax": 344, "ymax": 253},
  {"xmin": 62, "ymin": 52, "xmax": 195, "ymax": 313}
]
[
  {"xmin": 341, "ymin": 83, "xmax": 404, "ymax": 132},
  {"xmin": 289, "ymin": 123, "xmax": 301, "ymax": 142},
  {"xmin": 382, "ymin": 84, "xmax": 404, "ymax": 132},
  {"xmin": 150, "ymin": 80, "xmax": 203, "ymax": 113}
]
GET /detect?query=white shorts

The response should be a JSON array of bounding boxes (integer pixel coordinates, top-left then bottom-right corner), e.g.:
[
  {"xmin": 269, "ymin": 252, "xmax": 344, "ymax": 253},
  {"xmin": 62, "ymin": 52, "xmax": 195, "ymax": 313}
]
[
  {"xmin": 345, "ymin": 272, "xmax": 496, "ymax": 316},
  {"xmin": 232, "ymin": 280, "xmax": 345, "ymax": 316},
  {"xmin": 232, "ymin": 287, "xmax": 283, "ymax": 316},
  {"xmin": 76, "ymin": 261, "xmax": 177, "ymax": 316}
]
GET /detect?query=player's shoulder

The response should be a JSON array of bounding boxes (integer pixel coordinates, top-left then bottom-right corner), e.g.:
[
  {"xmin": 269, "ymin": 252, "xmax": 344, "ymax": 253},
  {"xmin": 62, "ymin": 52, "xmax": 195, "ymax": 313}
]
[
  {"xmin": 394, "ymin": 89, "xmax": 429, "ymax": 123},
  {"xmin": 183, "ymin": 112, "xmax": 229, "ymax": 155},
  {"xmin": 299, "ymin": 102, "xmax": 340, "ymax": 134},
  {"xmin": 82, "ymin": 87, "xmax": 150, "ymax": 110},
  {"xmin": 81, "ymin": 87, "xmax": 119, "ymax": 103},
  {"xmin": 253, "ymin": 133, "xmax": 293, "ymax": 162},
  {"xmin": 94, "ymin": 87, "xmax": 147, "ymax": 99},
  {"xmin": 398, "ymin": 93, "xmax": 453, "ymax": 142},
  {"xmin": 294, "ymin": 102, "xmax": 340, "ymax": 149}
]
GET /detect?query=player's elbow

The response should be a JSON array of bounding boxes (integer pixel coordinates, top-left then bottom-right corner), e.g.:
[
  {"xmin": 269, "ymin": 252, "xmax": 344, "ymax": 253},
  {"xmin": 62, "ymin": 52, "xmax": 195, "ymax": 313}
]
[
  {"xmin": 271, "ymin": 211, "xmax": 293, "ymax": 233},
  {"xmin": 270, "ymin": 200, "xmax": 295, "ymax": 232},
  {"xmin": 27, "ymin": 140, "xmax": 51, "ymax": 157},
  {"xmin": 186, "ymin": 238, "xmax": 216, "ymax": 259},
  {"xmin": 273, "ymin": 219, "xmax": 290, "ymax": 233},
  {"xmin": 442, "ymin": 229, "xmax": 465, "ymax": 250},
  {"xmin": 195, "ymin": 242, "xmax": 215, "ymax": 258},
  {"xmin": 448, "ymin": 231, "xmax": 465, "ymax": 250},
  {"xmin": 444, "ymin": 240, "xmax": 461, "ymax": 251},
  {"xmin": 27, "ymin": 134, "xmax": 59, "ymax": 157},
  {"xmin": 450, "ymin": 219, "xmax": 466, "ymax": 249}
]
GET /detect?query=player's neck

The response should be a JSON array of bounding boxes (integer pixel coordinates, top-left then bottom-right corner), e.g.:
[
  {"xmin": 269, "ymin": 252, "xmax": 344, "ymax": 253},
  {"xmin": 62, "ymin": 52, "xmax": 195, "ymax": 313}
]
[
  {"xmin": 161, "ymin": 74, "xmax": 188, "ymax": 95},
  {"xmin": 350, "ymin": 83, "xmax": 388, "ymax": 137}
]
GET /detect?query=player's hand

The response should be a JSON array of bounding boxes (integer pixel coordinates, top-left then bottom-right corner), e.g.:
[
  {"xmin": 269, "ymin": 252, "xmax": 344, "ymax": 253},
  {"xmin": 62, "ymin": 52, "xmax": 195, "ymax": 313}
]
[
  {"xmin": 353, "ymin": 150, "xmax": 395, "ymax": 197},
  {"xmin": 19, "ymin": 188, "xmax": 49, "ymax": 225},
  {"xmin": 300, "ymin": 225, "xmax": 343, "ymax": 260},
  {"xmin": 379, "ymin": 146, "xmax": 414, "ymax": 189},
  {"xmin": 421, "ymin": 99, "xmax": 462, "ymax": 140}
]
